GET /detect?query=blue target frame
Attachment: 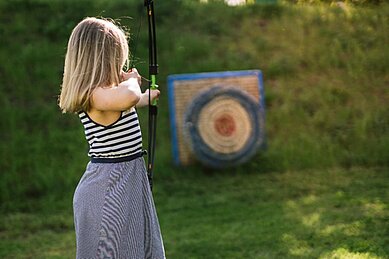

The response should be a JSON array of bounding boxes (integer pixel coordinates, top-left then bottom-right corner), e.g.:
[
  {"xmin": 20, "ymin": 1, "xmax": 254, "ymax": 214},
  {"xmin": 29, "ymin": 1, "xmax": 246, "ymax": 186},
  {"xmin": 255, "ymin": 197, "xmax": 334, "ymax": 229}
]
[{"xmin": 167, "ymin": 70, "xmax": 266, "ymax": 166}]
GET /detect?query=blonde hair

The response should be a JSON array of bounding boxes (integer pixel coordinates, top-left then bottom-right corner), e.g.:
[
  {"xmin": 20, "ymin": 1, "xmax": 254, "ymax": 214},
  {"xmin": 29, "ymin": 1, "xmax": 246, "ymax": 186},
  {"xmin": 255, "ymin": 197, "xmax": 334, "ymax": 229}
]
[{"xmin": 59, "ymin": 17, "xmax": 129, "ymax": 113}]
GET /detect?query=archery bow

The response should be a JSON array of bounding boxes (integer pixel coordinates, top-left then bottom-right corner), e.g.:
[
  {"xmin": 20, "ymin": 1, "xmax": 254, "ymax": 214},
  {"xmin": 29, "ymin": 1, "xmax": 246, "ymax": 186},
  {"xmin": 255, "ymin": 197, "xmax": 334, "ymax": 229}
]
[{"xmin": 145, "ymin": 0, "xmax": 158, "ymax": 191}]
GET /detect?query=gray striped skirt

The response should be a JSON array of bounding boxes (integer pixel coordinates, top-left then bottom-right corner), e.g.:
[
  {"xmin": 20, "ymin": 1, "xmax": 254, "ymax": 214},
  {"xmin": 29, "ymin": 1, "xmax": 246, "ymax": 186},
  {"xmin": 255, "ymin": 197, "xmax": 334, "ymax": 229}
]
[{"xmin": 73, "ymin": 157, "xmax": 165, "ymax": 259}]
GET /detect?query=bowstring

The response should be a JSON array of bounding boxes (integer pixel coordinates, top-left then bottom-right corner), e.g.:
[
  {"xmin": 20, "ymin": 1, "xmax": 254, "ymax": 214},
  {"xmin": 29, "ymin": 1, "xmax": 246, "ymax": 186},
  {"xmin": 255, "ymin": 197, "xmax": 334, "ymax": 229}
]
[
  {"xmin": 127, "ymin": 12, "xmax": 151, "ymax": 83},
  {"xmin": 128, "ymin": 13, "xmax": 142, "ymax": 70}
]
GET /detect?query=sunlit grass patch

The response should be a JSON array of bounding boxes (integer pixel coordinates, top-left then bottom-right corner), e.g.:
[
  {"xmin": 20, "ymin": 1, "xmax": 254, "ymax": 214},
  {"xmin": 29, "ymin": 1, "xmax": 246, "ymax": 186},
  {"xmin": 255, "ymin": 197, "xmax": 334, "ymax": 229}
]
[{"xmin": 320, "ymin": 247, "xmax": 382, "ymax": 259}]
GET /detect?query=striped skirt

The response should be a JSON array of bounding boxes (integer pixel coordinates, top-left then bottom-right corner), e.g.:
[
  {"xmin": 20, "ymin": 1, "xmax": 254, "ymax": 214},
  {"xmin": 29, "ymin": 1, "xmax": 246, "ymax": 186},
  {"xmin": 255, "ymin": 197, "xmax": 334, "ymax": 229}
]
[{"xmin": 73, "ymin": 157, "xmax": 165, "ymax": 259}]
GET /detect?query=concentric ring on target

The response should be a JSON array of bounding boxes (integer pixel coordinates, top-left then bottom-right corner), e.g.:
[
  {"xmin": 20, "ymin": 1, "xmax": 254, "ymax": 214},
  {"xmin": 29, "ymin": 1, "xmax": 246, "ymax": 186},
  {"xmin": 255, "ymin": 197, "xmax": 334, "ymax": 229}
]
[{"xmin": 184, "ymin": 86, "xmax": 265, "ymax": 168}]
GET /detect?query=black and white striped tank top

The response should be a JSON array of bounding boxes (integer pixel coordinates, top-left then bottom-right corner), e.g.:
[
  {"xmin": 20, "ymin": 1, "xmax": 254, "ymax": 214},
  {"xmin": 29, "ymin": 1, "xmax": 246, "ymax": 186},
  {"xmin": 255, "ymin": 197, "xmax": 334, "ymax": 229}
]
[{"xmin": 78, "ymin": 109, "xmax": 143, "ymax": 158}]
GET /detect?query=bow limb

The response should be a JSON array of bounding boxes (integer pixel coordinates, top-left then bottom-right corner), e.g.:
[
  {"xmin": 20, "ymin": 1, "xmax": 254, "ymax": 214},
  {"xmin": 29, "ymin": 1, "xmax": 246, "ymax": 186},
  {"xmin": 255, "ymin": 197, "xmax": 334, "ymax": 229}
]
[{"xmin": 145, "ymin": 0, "xmax": 158, "ymax": 191}]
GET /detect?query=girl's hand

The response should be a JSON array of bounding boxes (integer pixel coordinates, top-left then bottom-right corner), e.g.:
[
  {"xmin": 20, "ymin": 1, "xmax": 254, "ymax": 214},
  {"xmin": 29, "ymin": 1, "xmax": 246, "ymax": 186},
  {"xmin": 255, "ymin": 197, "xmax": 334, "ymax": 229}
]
[
  {"xmin": 146, "ymin": 89, "xmax": 160, "ymax": 103},
  {"xmin": 136, "ymin": 89, "xmax": 160, "ymax": 108},
  {"xmin": 121, "ymin": 68, "xmax": 142, "ymax": 86}
]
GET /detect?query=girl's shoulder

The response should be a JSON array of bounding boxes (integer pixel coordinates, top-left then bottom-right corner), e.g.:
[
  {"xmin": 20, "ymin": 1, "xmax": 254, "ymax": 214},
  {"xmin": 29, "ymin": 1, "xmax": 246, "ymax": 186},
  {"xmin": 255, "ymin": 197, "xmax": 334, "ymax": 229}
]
[{"xmin": 123, "ymin": 107, "xmax": 136, "ymax": 116}]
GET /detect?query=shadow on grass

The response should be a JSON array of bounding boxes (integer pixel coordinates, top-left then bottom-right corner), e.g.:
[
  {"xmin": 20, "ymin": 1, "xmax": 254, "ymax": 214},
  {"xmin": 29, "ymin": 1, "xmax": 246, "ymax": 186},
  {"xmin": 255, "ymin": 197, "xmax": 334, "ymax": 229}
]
[
  {"xmin": 0, "ymin": 167, "xmax": 388, "ymax": 258},
  {"xmin": 278, "ymin": 168, "xmax": 389, "ymax": 258},
  {"xmin": 154, "ymin": 166, "xmax": 389, "ymax": 258}
]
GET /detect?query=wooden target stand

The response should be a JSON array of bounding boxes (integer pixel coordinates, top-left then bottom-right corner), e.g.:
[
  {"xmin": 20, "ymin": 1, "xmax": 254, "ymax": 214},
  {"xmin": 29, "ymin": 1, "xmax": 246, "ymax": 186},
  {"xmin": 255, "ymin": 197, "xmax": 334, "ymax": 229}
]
[{"xmin": 167, "ymin": 70, "xmax": 266, "ymax": 168}]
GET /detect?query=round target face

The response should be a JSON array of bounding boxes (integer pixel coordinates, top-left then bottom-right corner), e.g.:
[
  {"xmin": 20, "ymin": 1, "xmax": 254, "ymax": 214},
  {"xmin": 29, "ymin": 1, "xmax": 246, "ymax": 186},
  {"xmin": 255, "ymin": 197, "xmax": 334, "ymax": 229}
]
[
  {"xmin": 184, "ymin": 86, "xmax": 265, "ymax": 168},
  {"xmin": 197, "ymin": 96, "xmax": 252, "ymax": 154}
]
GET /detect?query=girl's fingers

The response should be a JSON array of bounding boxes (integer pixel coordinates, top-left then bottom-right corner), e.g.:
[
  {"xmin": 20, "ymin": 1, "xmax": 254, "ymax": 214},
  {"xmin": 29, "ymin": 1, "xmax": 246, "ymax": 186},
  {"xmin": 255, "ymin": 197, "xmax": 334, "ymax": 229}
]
[
  {"xmin": 122, "ymin": 68, "xmax": 142, "ymax": 83},
  {"xmin": 151, "ymin": 89, "xmax": 160, "ymax": 99}
]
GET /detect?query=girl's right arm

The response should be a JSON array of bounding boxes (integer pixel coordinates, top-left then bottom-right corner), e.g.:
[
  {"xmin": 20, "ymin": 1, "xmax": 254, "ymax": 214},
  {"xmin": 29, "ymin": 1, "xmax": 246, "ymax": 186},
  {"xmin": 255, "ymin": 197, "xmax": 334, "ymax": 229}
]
[{"xmin": 91, "ymin": 70, "xmax": 141, "ymax": 111}]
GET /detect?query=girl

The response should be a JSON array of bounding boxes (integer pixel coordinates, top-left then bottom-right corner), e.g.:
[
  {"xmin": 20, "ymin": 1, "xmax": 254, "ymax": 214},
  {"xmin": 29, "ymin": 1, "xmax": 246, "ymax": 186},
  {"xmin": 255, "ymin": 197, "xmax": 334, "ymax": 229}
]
[{"xmin": 59, "ymin": 17, "xmax": 165, "ymax": 259}]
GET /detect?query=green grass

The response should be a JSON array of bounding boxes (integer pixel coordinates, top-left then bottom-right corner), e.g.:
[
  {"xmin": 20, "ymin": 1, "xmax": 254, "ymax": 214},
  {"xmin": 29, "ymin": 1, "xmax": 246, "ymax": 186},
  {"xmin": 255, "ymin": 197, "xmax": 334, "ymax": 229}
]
[
  {"xmin": 0, "ymin": 0, "xmax": 388, "ymax": 257},
  {"xmin": 1, "ymin": 167, "xmax": 388, "ymax": 258},
  {"xmin": 1, "ymin": 0, "xmax": 388, "ymax": 210}
]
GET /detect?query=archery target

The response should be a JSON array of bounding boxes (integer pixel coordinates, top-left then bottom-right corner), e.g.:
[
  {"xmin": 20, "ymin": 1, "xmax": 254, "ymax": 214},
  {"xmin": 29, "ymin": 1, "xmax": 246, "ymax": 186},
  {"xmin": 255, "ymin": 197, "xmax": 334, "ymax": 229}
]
[
  {"xmin": 197, "ymin": 95, "xmax": 252, "ymax": 154},
  {"xmin": 184, "ymin": 86, "xmax": 264, "ymax": 168},
  {"xmin": 167, "ymin": 70, "xmax": 266, "ymax": 167}
]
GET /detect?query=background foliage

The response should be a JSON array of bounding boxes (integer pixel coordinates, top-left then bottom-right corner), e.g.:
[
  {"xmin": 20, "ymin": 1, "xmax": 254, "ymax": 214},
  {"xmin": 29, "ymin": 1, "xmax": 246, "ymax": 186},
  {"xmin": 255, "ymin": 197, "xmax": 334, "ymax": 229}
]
[
  {"xmin": 1, "ymin": 0, "xmax": 387, "ymax": 210},
  {"xmin": 0, "ymin": 0, "xmax": 388, "ymax": 257}
]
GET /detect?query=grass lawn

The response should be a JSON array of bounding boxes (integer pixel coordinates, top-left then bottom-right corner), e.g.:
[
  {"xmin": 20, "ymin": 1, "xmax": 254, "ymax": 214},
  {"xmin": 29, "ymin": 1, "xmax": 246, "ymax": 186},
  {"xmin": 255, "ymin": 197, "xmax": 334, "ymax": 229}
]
[
  {"xmin": 1, "ymin": 166, "xmax": 388, "ymax": 258},
  {"xmin": 0, "ymin": 1, "xmax": 388, "ymax": 258}
]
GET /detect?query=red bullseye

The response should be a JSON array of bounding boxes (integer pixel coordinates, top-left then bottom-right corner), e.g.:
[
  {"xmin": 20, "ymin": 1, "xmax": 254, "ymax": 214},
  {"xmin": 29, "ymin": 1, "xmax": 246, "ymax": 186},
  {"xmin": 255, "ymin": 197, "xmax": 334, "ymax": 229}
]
[{"xmin": 214, "ymin": 114, "xmax": 236, "ymax": 137}]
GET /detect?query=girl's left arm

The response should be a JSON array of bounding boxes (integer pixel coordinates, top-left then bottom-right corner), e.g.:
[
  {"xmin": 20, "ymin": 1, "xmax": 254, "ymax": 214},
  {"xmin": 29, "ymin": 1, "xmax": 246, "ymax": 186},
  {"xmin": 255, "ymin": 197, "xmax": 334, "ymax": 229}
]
[{"xmin": 136, "ymin": 89, "xmax": 160, "ymax": 108}]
